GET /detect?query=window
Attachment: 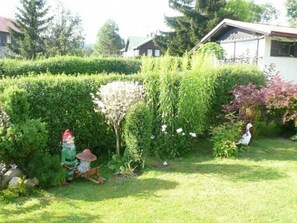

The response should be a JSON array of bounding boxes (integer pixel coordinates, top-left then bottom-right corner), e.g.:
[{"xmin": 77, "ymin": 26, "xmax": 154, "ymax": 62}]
[
  {"xmin": 147, "ymin": 49, "xmax": 153, "ymax": 56},
  {"xmin": 271, "ymin": 40, "xmax": 297, "ymax": 57},
  {"xmin": 155, "ymin": 49, "xmax": 160, "ymax": 57},
  {"xmin": 6, "ymin": 35, "xmax": 11, "ymax": 44}
]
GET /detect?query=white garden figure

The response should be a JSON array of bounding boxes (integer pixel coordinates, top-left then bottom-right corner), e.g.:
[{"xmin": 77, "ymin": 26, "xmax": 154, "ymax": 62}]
[
  {"xmin": 237, "ymin": 123, "xmax": 253, "ymax": 146},
  {"xmin": 91, "ymin": 81, "xmax": 144, "ymax": 155}
]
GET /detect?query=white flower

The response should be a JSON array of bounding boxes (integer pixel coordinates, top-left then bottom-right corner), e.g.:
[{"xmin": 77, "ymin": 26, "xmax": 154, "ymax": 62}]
[
  {"xmin": 189, "ymin": 132, "xmax": 197, "ymax": 138},
  {"xmin": 182, "ymin": 133, "xmax": 185, "ymax": 136},
  {"xmin": 163, "ymin": 161, "xmax": 168, "ymax": 166},
  {"xmin": 176, "ymin": 128, "xmax": 183, "ymax": 133},
  {"xmin": 161, "ymin": 124, "xmax": 167, "ymax": 132},
  {"xmin": 151, "ymin": 135, "xmax": 155, "ymax": 139}
]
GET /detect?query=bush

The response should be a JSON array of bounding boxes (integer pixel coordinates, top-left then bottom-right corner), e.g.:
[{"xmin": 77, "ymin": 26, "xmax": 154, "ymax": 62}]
[
  {"xmin": 209, "ymin": 64, "xmax": 266, "ymax": 125},
  {"xmin": 0, "ymin": 74, "xmax": 138, "ymax": 157},
  {"xmin": 211, "ymin": 121, "xmax": 243, "ymax": 158},
  {"xmin": 0, "ymin": 56, "xmax": 141, "ymax": 77},
  {"xmin": 124, "ymin": 103, "xmax": 152, "ymax": 168}
]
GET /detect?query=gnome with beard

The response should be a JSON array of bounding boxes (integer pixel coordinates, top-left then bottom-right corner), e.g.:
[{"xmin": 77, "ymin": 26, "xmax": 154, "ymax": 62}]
[{"xmin": 61, "ymin": 129, "xmax": 78, "ymax": 181}]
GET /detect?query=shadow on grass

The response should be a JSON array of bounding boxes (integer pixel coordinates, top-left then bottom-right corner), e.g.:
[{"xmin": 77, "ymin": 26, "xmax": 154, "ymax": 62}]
[
  {"xmin": 49, "ymin": 177, "xmax": 178, "ymax": 202},
  {"xmin": 2, "ymin": 211, "xmax": 101, "ymax": 223},
  {"xmin": 152, "ymin": 163, "xmax": 287, "ymax": 182}
]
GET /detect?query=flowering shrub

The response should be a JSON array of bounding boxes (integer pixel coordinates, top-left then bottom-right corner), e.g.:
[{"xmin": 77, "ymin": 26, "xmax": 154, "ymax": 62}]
[{"xmin": 91, "ymin": 81, "xmax": 144, "ymax": 155}]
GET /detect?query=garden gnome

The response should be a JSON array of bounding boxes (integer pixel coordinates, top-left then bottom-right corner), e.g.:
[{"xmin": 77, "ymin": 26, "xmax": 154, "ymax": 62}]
[
  {"xmin": 61, "ymin": 129, "xmax": 78, "ymax": 181},
  {"xmin": 76, "ymin": 149, "xmax": 97, "ymax": 173}
]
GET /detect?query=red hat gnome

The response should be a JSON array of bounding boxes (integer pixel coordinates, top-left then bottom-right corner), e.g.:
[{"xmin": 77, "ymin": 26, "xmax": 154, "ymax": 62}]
[{"xmin": 61, "ymin": 129, "xmax": 78, "ymax": 181}]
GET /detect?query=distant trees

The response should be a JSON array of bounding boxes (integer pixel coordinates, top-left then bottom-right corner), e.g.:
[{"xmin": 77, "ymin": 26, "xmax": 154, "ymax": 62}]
[
  {"xmin": 154, "ymin": 0, "xmax": 279, "ymax": 56},
  {"xmin": 93, "ymin": 20, "xmax": 125, "ymax": 57},
  {"xmin": 286, "ymin": 0, "xmax": 297, "ymax": 27},
  {"xmin": 43, "ymin": 1, "xmax": 85, "ymax": 57},
  {"xmin": 8, "ymin": 0, "xmax": 52, "ymax": 59}
]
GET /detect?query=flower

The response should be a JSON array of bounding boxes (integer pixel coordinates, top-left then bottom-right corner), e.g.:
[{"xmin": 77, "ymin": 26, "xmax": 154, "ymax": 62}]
[
  {"xmin": 161, "ymin": 124, "xmax": 167, "ymax": 132},
  {"xmin": 163, "ymin": 161, "xmax": 168, "ymax": 166},
  {"xmin": 176, "ymin": 128, "xmax": 183, "ymax": 133},
  {"xmin": 151, "ymin": 135, "xmax": 155, "ymax": 139},
  {"xmin": 189, "ymin": 132, "xmax": 196, "ymax": 138}
]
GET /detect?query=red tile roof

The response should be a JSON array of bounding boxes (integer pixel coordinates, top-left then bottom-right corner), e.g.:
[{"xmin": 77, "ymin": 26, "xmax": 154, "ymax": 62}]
[{"xmin": 0, "ymin": 16, "xmax": 20, "ymax": 33}]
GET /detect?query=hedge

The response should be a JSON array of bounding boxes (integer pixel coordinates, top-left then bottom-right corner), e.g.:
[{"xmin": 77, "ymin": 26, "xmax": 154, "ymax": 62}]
[
  {"xmin": 0, "ymin": 74, "xmax": 140, "ymax": 157},
  {"xmin": 0, "ymin": 56, "xmax": 141, "ymax": 77},
  {"xmin": 0, "ymin": 63, "xmax": 266, "ymax": 159}
]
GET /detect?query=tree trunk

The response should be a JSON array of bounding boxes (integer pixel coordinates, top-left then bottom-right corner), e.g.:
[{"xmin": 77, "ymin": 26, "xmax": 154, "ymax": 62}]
[{"xmin": 114, "ymin": 127, "xmax": 120, "ymax": 155}]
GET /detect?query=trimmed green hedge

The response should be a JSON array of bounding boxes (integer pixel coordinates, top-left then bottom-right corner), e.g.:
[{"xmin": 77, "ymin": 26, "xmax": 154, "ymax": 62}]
[
  {"xmin": 0, "ymin": 56, "xmax": 141, "ymax": 77},
  {"xmin": 0, "ymin": 74, "xmax": 140, "ymax": 157}
]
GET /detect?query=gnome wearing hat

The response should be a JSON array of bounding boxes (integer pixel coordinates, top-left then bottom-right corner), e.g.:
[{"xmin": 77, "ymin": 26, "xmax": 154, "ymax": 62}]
[
  {"xmin": 61, "ymin": 129, "xmax": 78, "ymax": 181},
  {"xmin": 76, "ymin": 149, "xmax": 97, "ymax": 173}
]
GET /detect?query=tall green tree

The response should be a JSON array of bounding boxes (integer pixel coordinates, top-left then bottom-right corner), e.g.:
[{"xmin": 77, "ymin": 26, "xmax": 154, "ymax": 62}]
[
  {"xmin": 93, "ymin": 20, "xmax": 125, "ymax": 57},
  {"xmin": 43, "ymin": 1, "xmax": 85, "ymax": 57},
  {"xmin": 8, "ymin": 0, "xmax": 52, "ymax": 59},
  {"xmin": 286, "ymin": 0, "xmax": 297, "ymax": 27},
  {"xmin": 155, "ymin": 0, "xmax": 278, "ymax": 56}
]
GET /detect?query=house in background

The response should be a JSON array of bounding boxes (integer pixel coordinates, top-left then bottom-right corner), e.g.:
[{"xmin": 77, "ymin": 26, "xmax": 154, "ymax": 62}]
[
  {"xmin": 0, "ymin": 16, "xmax": 19, "ymax": 58},
  {"xmin": 122, "ymin": 36, "xmax": 161, "ymax": 57},
  {"xmin": 189, "ymin": 19, "xmax": 297, "ymax": 83}
]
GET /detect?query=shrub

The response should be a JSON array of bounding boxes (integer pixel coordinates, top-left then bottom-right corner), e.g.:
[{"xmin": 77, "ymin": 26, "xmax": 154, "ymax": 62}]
[
  {"xmin": 209, "ymin": 64, "xmax": 266, "ymax": 125},
  {"xmin": 194, "ymin": 42, "xmax": 225, "ymax": 60},
  {"xmin": 0, "ymin": 56, "xmax": 141, "ymax": 77},
  {"xmin": 91, "ymin": 81, "xmax": 144, "ymax": 155},
  {"xmin": 124, "ymin": 103, "xmax": 152, "ymax": 168},
  {"xmin": 211, "ymin": 121, "xmax": 243, "ymax": 158}
]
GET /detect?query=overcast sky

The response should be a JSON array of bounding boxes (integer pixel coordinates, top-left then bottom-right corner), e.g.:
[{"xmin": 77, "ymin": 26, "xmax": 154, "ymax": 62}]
[{"xmin": 0, "ymin": 0, "xmax": 289, "ymax": 44}]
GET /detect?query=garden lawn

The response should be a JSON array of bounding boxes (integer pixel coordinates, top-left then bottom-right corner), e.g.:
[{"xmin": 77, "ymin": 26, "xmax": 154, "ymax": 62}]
[{"xmin": 1, "ymin": 137, "xmax": 297, "ymax": 223}]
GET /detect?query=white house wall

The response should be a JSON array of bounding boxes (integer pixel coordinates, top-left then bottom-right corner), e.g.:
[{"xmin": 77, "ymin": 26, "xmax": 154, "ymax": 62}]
[{"xmin": 263, "ymin": 36, "xmax": 297, "ymax": 83}]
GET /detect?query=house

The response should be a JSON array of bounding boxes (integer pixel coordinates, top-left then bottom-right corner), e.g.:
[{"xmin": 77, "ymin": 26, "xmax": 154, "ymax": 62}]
[
  {"xmin": 122, "ymin": 36, "xmax": 161, "ymax": 57},
  {"xmin": 0, "ymin": 16, "xmax": 19, "ymax": 58},
  {"xmin": 189, "ymin": 19, "xmax": 297, "ymax": 82}
]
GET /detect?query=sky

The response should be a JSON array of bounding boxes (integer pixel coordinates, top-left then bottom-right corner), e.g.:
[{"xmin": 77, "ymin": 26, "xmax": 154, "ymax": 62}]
[{"xmin": 0, "ymin": 0, "xmax": 289, "ymax": 44}]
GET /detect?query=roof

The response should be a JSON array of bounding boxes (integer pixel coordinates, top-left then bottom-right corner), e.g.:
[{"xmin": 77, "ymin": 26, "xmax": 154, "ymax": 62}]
[
  {"xmin": 190, "ymin": 18, "xmax": 297, "ymax": 54},
  {"xmin": 0, "ymin": 16, "xmax": 20, "ymax": 33},
  {"xmin": 125, "ymin": 36, "xmax": 154, "ymax": 51}
]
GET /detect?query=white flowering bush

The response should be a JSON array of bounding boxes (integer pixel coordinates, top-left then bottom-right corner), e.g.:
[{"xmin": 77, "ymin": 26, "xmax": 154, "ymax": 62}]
[{"xmin": 91, "ymin": 81, "xmax": 144, "ymax": 155}]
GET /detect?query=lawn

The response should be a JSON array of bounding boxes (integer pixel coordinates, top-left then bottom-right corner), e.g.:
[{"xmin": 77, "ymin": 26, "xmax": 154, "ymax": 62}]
[{"xmin": 1, "ymin": 137, "xmax": 297, "ymax": 223}]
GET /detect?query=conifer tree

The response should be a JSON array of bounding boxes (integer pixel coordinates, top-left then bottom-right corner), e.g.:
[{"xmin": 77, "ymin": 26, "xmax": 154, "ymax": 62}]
[
  {"xmin": 8, "ymin": 0, "xmax": 52, "ymax": 59},
  {"xmin": 93, "ymin": 20, "xmax": 125, "ymax": 57}
]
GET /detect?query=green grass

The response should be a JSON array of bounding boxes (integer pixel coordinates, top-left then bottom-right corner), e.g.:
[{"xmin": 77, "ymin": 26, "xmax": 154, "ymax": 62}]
[{"xmin": 1, "ymin": 137, "xmax": 297, "ymax": 223}]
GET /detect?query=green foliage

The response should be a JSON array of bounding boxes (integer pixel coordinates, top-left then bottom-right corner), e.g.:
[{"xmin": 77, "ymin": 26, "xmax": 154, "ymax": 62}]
[
  {"xmin": 0, "ymin": 56, "xmax": 141, "ymax": 77},
  {"xmin": 0, "ymin": 120, "xmax": 48, "ymax": 169},
  {"xmin": 8, "ymin": 0, "xmax": 52, "ymax": 59},
  {"xmin": 0, "ymin": 86, "xmax": 29, "ymax": 123},
  {"xmin": 1, "ymin": 177, "xmax": 29, "ymax": 199},
  {"xmin": 27, "ymin": 153, "xmax": 65, "ymax": 187},
  {"xmin": 108, "ymin": 150, "xmax": 136, "ymax": 177},
  {"xmin": 211, "ymin": 121, "xmax": 243, "ymax": 158},
  {"xmin": 195, "ymin": 42, "xmax": 225, "ymax": 60},
  {"xmin": 43, "ymin": 1, "xmax": 85, "ymax": 57},
  {"xmin": 0, "ymin": 74, "xmax": 136, "ymax": 157},
  {"xmin": 209, "ymin": 64, "xmax": 266, "ymax": 125},
  {"xmin": 93, "ymin": 20, "xmax": 125, "ymax": 57},
  {"xmin": 124, "ymin": 103, "xmax": 152, "ymax": 168},
  {"xmin": 286, "ymin": 0, "xmax": 297, "ymax": 26}
]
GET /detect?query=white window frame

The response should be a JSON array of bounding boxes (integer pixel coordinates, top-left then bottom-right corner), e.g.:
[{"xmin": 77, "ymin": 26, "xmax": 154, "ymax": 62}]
[
  {"xmin": 6, "ymin": 35, "xmax": 11, "ymax": 44},
  {"xmin": 155, "ymin": 49, "xmax": 160, "ymax": 57},
  {"xmin": 147, "ymin": 49, "xmax": 153, "ymax": 56}
]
